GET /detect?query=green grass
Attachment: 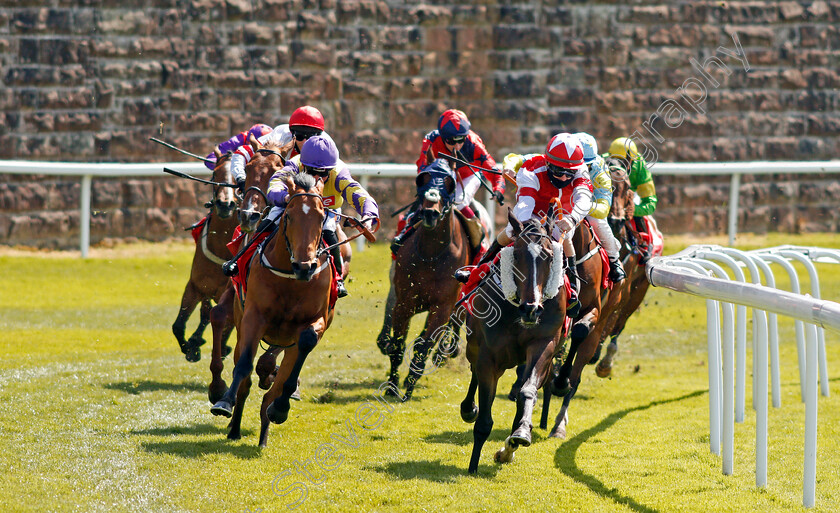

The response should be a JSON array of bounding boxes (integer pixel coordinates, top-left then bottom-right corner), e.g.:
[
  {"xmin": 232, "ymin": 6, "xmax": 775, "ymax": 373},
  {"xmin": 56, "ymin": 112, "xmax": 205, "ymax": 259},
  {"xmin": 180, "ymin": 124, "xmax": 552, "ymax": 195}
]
[{"xmin": 0, "ymin": 234, "xmax": 838, "ymax": 512}]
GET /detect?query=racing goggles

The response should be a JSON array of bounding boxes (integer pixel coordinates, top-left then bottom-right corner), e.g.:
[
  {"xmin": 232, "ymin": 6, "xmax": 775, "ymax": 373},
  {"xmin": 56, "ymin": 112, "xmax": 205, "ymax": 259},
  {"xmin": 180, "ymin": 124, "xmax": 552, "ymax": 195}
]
[
  {"xmin": 547, "ymin": 163, "xmax": 575, "ymax": 178},
  {"xmin": 301, "ymin": 165, "xmax": 332, "ymax": 179},
  {"xmin": 291, "ymin": 128, "xmax": 323, "ymax": 141},
  {"xmin": 443, "ymin": 135, "xmax": 466, "ymax": 145}
]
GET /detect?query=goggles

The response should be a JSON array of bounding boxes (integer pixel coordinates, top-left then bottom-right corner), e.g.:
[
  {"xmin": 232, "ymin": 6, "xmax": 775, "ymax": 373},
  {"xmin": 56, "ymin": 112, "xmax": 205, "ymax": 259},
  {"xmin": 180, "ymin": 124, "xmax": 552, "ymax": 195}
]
[
  {"xmin": 291, "ymin": 128, "xmax": 323, "ymax": 141},
  {"xmin": 444, "ymin": 136, "xmax": 466, "ymax": 145},
  {"xmin": 547, "ymin": 163, "xmax": 575, "ymax": 178},
  {"xmin": 301, "ymin": 165, "xmax": 332, "ymax": 179}
]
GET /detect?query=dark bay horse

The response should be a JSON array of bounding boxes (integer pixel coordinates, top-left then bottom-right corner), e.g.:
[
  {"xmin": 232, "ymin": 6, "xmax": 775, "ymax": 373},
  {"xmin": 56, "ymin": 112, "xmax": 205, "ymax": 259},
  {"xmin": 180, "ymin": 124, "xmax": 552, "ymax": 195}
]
[
  {"xmin": 376, "ymin": 159, "xmax": 473, "ymax": 400},
  {"xmin": 591, "ymin": 164, "xmax": 658, "ymax": 378},
  {"xmin": 172, "ymin": 148, "xmax": 237, "ymax": 362},
  {"xmin": 210, "ymin": 173, "xmax": 337, "ymax": 447},
  {"xmin": 461, "ymin": 211, "xmax": 567, "ymax": 473},
  {"xmin": 544, "ymin": 216, "xmax": 607, "ymax": 438}
]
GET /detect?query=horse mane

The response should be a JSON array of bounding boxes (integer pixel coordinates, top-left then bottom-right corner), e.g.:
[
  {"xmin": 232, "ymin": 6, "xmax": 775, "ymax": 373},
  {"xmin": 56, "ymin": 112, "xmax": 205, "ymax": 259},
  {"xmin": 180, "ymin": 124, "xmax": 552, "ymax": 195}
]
[{"xmin": 293, "ymin": 172, "xmax": 317, "ymax": 191}]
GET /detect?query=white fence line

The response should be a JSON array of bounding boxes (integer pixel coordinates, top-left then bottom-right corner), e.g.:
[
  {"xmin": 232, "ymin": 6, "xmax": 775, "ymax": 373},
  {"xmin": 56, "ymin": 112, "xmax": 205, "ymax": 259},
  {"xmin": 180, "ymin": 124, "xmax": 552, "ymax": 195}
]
[
  {"xmin": 1, "ymin": 160, "xmax": 839, "ymax": 256},
  {"xmin": 646, "ymin": 245, "xmax": 840, "ymax": 508}
]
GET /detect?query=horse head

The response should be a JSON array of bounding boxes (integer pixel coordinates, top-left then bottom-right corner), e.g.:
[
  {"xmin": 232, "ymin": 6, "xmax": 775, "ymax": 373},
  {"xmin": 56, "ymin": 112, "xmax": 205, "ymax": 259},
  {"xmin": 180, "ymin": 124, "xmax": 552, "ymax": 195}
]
[
  {"xmin": 605, "ymin": 157, "xmax": 635, "ymax": 236},
  {"xmin": 239, "ymin": 134, "xmax": 290, "ymax": 233},
  {"xmin": 282, "ymin": 172, "xmax": 326, "ymax": 281},
  {"xmin": 209, "ymin": 147, "xmax": 237, "ymax": 219},
  {"xmin": 415, "ymin": 158, "xmax": 456, "ymax": 229},
  {"xmin": 504, "ymin": 210, "xmax": 562, "ymax": 326}
]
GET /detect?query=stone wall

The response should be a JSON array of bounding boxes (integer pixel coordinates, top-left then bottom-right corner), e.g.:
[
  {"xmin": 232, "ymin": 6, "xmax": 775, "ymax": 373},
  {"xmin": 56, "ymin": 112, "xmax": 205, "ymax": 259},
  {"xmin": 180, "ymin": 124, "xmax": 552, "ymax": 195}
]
[{"xmin": 1, "ymin": 1, "xmax": 839, "ymax": 248}]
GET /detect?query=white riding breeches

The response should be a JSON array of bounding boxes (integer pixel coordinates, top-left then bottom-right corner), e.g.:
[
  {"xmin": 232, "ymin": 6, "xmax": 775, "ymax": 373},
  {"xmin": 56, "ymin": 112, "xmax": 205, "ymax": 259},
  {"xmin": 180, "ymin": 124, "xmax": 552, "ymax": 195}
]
[{"xmin": 588, "ymin": 215, "xmax": 620, "ymax": 258}]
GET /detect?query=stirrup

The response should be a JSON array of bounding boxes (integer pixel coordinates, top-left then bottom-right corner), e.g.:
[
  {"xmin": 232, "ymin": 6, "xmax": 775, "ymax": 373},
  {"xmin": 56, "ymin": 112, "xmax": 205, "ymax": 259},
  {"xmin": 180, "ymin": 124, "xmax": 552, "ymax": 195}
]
[
  {"xmin": 454, "ymin": 267, "xmax": 473, "ymax": 283},
  {"xmin": 336, "ymin": 279, "xmax": 348, "ymax": 298}
]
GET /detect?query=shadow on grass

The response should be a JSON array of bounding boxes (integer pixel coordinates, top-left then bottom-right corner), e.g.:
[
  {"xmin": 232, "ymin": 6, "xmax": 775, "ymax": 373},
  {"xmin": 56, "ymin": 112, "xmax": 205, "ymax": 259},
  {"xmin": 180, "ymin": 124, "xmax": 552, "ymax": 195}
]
[
  {"xmin": 142, "ymin": 438, "xmax": 262, "ymax": 459},
  {"xmin": 367, "ymin": 459, "xmax": 500, "ymax": 481},
  {"xmin": 131, "ymin": 422, "xmax": 252, "ymax": 438},
  {"xmin": 103, "ymin": 379, "xmax": 205, "ymax": 395},
  {"xmin": 555, "ymin": 389, "xmax": 707, "ymax": 513},
  {"xmin": 423, "ymin": 427, "xmax": 547, "ymax": 447}
]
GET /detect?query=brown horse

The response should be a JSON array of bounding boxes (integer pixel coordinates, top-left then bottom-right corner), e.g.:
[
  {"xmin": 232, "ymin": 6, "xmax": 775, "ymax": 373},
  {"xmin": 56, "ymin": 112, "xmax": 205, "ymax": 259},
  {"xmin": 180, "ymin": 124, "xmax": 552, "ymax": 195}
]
[
  {"xmin": 210, "ymin": 172, "xmax": 337, "ymax": 447},
  {"xmin": 544, "ymin": 216, "xmax": 607, "ymax": 438},
  {"xmin": 172, "ymin": 148, "xmax": 237, "ymax": 362},
  {"xmin": 461, "ymin": 211, "xmax": 567, "ymax": 473},
  {"xmin": 207, "ymin": 137, "xmax": 291, "ymax": 404},
  {"xmin": 376, "ymin": 158, "xmax": 472, "ymax": 400},
  {"xmin": 591, "ymin": 164, "xmax": 657, "ymax": 378}
]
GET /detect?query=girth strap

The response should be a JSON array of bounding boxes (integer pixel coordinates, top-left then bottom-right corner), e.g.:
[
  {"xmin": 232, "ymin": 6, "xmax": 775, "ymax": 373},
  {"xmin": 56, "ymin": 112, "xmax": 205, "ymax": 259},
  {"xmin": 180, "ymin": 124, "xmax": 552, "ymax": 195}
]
[{"xmin": 200, "ymin": 219, "xmax": 228, "ymax": 266}]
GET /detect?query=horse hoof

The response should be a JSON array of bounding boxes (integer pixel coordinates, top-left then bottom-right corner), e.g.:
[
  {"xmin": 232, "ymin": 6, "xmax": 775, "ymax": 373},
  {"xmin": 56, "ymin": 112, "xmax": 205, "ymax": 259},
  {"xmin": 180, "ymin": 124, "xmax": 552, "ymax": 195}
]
[
  {"xmin": 494, "ymin": 448, "xmax": 515, "ymax": 464},
  {"xmin": 188, "ymin": 335, "xmax": 207, "ymax": 348},
  {"xmin": 222, "ymin": 344, "xmax": 232, "ymax": 358},
  {"xmin": 507, "ymin": 385, "xmax": 521, "ymax": 402},
  {"xmin": 208, "ymin": 380, "xmax": 227, "ymax": 404},
  {"xmin": 290, "ymin": 382, "xmax": 302, "ymax": 401},
  {"xmin": 549, "ymin": 427, "xmax": 566, "ymax": 439},
  {"xmin": 227, "ymin": 430, "xmax": 241, "ymax": 440},
  {"xmin": 210, "ymin": 400, "xmax": 233, "ymax": 418},
  {"xmin": 460, "ymin": 404, "xmax": 478, "ymax": 423},
  {"xmin": 184, "ymin": 346, "xmax": 201, "ymax": 363},
  {"xmin": 266, "ymin": 402, "xmax": 289, "ymax": 425},
  {"xmin": 595, "ymin": 363, "xmax": 612, "ymax": 378},
  {"xmin": 552, "ymin": 375, "xmax": 571, "ymax": 397},
  {"xmin": 509, "ymin": 430, "xmax": 531, "ymax": 448}
]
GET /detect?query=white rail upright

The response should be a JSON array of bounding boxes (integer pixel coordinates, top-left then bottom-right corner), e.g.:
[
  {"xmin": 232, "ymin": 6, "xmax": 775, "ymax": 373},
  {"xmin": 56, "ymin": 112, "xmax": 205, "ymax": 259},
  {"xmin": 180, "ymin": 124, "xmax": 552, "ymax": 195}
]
[{"xmin": 646, "ymin": 244, "xmax": 840, "ymax": 508}]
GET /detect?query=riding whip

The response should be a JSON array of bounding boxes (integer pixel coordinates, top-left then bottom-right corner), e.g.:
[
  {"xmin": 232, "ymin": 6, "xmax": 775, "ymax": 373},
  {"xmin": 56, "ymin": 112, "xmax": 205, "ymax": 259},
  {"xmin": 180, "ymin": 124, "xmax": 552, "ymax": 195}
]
[
  {"xmin": 437, "ymin": 150, "xmax": 505, "ymax": 205},
  {"xmin": 149, "ymin": 137, "xmax": 215, "ymax": 164},
  {"xmin": 162, "ymin": 167, "xmax": 238, "ymax": 188}
]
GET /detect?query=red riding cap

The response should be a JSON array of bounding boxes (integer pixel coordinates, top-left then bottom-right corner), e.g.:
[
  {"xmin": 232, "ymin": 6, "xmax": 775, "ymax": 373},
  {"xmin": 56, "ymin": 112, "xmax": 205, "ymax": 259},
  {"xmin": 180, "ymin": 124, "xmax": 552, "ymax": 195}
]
[{"xmin": 289, "ymin": 105, "xmax": 325, "ymax": 131}]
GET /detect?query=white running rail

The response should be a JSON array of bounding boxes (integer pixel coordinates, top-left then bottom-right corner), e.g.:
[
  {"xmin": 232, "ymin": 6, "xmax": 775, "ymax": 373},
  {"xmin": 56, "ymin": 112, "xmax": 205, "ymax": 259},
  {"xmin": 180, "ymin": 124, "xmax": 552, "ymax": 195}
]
[{"xmin": 646, "ymin": 245, "xmax": 840, "ymax": 508}]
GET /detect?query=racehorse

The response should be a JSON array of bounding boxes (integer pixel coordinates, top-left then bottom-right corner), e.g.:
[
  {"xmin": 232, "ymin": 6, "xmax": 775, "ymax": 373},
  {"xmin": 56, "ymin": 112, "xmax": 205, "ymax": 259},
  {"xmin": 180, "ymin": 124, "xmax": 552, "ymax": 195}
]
[
  {"xmin": 375, "ymin": 158, "xmax": 474, "ymax": 400},
  {"xmin": 171, "ymin": 147, "xmax": 237, "ymax": 362},
  {"xmin": 210, "ymin": 172, "xmax": 337, "ymax": 447},
  {"xmin": 460, "ymin": 211, "xmax": 567, "ymax": 473},
  {"xmin": 207, "ymin": 136, "xmax": 351, "ymax": 404},
  {"xmin": 590, "ymin": 163, "xmax": 657, "ymax": 378},
  {"xmin": 544, "ymin": 215, "xmax": 608, "ymax": 438}
]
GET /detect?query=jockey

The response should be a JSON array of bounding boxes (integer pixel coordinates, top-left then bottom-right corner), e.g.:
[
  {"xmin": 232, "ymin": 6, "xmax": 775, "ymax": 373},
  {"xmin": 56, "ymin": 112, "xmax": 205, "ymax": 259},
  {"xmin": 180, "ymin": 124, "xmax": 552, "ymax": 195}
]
[
  {"xmin": 390, "ymin": 108, "xmax": 505, "ymax": 252},
  {"xmin": 604, "ymin": 136, "xmax": 658, "ymax": 261},
  {"xmin": 266, "ymin": 135, "xmax": 380, "ymax": 298},
  {"xmin": 461, "ymin": 133, "xmax": 593, "ymax": 307},
  {"xmin": 575, "ymin": 133, "xmax": 626, "ymax": 283},
  {"xmin": 230, "ymin": 105, "xmax": 334, "ymax": 191},
  {"xmin": 204, "ymin": 124, "xmax": 273, "ymax": 171}
]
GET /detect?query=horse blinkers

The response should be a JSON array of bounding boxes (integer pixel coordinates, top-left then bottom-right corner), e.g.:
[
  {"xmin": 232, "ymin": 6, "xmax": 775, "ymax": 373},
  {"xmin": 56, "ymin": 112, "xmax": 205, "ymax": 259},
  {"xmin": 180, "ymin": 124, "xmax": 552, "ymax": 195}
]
[{"xmin": 416, "ymin": 171, "xmax": 455, "ymax": 229}]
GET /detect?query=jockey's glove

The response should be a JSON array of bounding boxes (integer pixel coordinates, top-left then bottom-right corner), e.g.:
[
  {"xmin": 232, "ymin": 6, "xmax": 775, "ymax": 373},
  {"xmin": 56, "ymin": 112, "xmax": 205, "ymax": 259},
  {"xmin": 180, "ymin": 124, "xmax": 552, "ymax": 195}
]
[
  {"xmin": 362, "ymin": 216, "xmax": 380, "ymax": 233},
  {"xmin": 235, "ymin": 177, "xmax": 245, "ymax": 193},
  {"xmin": 493, "ymin": 190, "xmax": 505, "ymax": 206},
  {"xmin": 557, "ymin": 217, "xmax": 574, "ymax": 234}
]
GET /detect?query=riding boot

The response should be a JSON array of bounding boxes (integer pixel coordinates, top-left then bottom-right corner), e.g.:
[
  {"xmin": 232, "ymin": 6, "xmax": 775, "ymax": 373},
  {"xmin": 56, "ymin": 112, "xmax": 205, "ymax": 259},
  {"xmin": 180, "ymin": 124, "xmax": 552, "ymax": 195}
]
[
  {"xmin": 454, "ymin": 240, "xmax": 503, "ymax": 283},
  {"xmin": 323, "ymin": 229, "xmax": 348, "ymax": 298},
  {"xmin": 566, "ymin": 256, "xmax": 580, "ymax": 317},
  {"xmin": 608, "ymin": 255, "xmax": 627, "ymax": 283},
  {"xmin": 390, "ymin": 224, "xmax": 416, "ymax": 255}
]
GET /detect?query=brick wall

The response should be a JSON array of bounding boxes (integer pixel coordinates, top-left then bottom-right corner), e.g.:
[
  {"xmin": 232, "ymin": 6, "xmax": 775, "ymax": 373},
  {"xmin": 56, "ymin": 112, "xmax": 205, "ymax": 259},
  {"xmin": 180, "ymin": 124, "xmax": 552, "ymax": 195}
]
[{"xmin": 1, "ymin": 1, "xmax": 839, "ymax": 248}]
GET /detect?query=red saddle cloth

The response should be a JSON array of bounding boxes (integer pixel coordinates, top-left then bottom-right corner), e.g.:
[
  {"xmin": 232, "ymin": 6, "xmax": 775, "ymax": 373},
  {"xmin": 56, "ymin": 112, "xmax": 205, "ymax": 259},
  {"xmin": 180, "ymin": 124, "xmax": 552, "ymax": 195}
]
[
  {"xmin": 638, "ymin": 216, "xmax": 664, "ymax": 257},
  {"xmin": 189, "ymin": 216, "xmax": 209, "ymax": 244},
  {"xmin": 226, "ymin": 226, "xmax": 339, "ymax": 310}
]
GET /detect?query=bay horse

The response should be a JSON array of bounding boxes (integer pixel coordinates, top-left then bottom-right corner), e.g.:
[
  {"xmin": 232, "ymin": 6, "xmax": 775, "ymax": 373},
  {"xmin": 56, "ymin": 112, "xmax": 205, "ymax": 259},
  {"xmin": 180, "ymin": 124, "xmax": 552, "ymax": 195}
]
[
  {"xmin": 543, "ymin": 215, "xmax": 607, "ymax": 438},
  {"xmin": 461, "ymin": 211, "xmax": 567, "ymax": 473},
  {"xmin": 210, "ymin": 172, "xmax": 337, "ymax": 447},
  {"xmin": 375, "ymin": 158, "xmax": 473, "ymax": 400},
  {"xmin": 591, "ymin": 163, "xmax": 658, "ymax": 378},
  {"xmin": 172, "ymin": 147, "xmax": 237, "ymax": 362}
]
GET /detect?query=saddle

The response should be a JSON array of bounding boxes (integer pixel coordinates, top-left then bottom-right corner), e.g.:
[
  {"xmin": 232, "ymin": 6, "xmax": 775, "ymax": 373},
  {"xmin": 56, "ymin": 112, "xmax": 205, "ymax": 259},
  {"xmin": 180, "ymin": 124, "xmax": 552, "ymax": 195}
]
[
  {"xmin": 454, "ymin": 209, "xmax": 486, "ymax": 263},
  {"xmin": 187, "ymin": 215, "xmax": 209, "ymax": 244}
]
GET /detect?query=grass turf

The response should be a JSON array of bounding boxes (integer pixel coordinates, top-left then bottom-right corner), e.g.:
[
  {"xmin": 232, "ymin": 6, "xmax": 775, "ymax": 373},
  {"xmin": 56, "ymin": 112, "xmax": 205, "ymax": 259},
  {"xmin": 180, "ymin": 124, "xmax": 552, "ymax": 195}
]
[{"xmin": 0, "ymin": 233, "xmax": 838, "ymax": 512}]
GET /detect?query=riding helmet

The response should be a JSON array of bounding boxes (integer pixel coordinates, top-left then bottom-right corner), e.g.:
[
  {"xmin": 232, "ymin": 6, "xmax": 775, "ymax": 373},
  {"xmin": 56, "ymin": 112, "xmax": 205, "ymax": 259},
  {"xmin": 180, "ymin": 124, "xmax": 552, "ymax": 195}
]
[
  {"xmin": 607, "ymin": 137, "xmax": 639, "ymax": 160},
  {"xmin": 289, "ymin": 105, "xmax": 326, "ymax": 131},
  {"xmin": 300, "ymin": 135, "xmax": 339, "ymax": 169},
  {"xmin": 437, "ymin": 109, "xmax": 471, "ymax": 140}
]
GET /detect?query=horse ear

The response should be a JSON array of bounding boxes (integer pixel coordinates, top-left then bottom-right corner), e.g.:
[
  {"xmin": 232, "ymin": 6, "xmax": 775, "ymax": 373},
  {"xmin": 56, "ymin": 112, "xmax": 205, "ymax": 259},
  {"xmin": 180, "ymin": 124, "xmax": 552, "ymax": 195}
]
[
  {"xmin": 507, "ymin": 208, "xmax": 523, "ymax": 237},
  {"xmin": 444, "ymin": 175, "xmax": 455, "ymax": 195},
  {"xmin": 213, "ymin": 146, "xmax": 222, "ymax": 159},
  {"xmin": 248, "ymin": 132, "xmax": 261, "ymax": 151},
  {"xmin": 415, "ymin": 173, "xmax": 431, "ymax": 188}
]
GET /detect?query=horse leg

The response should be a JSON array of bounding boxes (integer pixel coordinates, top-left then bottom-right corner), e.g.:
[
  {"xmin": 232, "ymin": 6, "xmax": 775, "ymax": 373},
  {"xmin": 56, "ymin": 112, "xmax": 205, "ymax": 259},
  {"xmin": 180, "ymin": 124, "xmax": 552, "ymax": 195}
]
[
  {"xmin": 186, "ymin": 299, "xmax": 212, "ymax": 354},
  {"xmin": 227, "ymin": 373, "xmax": 251, "ymax": 440},
  {"xmin": 506, "ymin": 339, "xmax": 553, "ymax": 450},
  {"xmin": 173, "ymin": 280, "xmax": 201, "ymax": 362},
  {"xmin": 208, "ymin": 286, "xmax": 234, "ymax": 404},
  {"xmin": 259, "ymin": 346, "xmax": 298, "ymax": 447},
  {"xmin": 255, "ymin": 346, "xmax": 282, "ymax": 390},
  {"xmin": 468, "ymin": 353, "xmax": 499, "ymax": 474},
  {"xmin": 403, "ymin": 306, "xmax": 447, "ymax": 400},
  {"xmin": 210, "ymin": 308, "xmax": 265, "ymax": 419},
  {"xmin": 551, "ymin": 327, "xmax": 601, "ymax": 439},
  {"xmin": 553, "ymin": 317, "xmax": 594, "ymax": 396},
  {"xmin": 266, "ymin": 325, "xmax": 321, "ymax": 425},
  {"xmin": 539, "ymin": 362, "xmax": 557, "ymax": 429},
  {"xmin": 460, "ymin": 372, "xmax": 479, "ymax": 423},
  {"xmin": 550, "ymin": 384, "xmax": 576, "ymax": 439},
  {"xmin": 375, "ymin": 262, "xmax": 398, "ymax": 356},
  {"xmin": 507, "ymin": 364, "xmax": 526, "ymax": 401},
  {"xmin": 596, "ymin": 333, "xmax": 620, "ymax": 378},
  {"xmin": 384, "ymin": 302, "xmax": 411, "ymax": 397}
]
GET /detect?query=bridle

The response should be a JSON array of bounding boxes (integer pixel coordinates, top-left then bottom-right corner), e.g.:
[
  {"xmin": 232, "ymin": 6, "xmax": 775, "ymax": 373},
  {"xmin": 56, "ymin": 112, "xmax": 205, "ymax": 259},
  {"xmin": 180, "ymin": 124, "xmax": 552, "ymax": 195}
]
[{"xmin": 281, "ymin": 192, "xmax": 326, "ymax": 265}]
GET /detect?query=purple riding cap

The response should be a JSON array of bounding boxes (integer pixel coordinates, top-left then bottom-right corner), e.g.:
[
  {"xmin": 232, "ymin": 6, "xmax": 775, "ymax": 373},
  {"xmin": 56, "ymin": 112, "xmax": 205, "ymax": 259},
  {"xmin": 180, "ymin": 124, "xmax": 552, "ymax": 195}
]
[{"xmin": 204, "ymin": 124, "xmax": 272, "ymax": 170}]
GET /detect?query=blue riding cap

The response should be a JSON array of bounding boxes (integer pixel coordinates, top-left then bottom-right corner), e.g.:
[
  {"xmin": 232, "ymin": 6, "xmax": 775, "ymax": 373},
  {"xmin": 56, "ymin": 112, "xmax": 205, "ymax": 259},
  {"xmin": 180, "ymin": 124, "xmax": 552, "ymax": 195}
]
[{"xmin": 416, "ymin": 159, "xmax": 456, "ymax": 204}]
